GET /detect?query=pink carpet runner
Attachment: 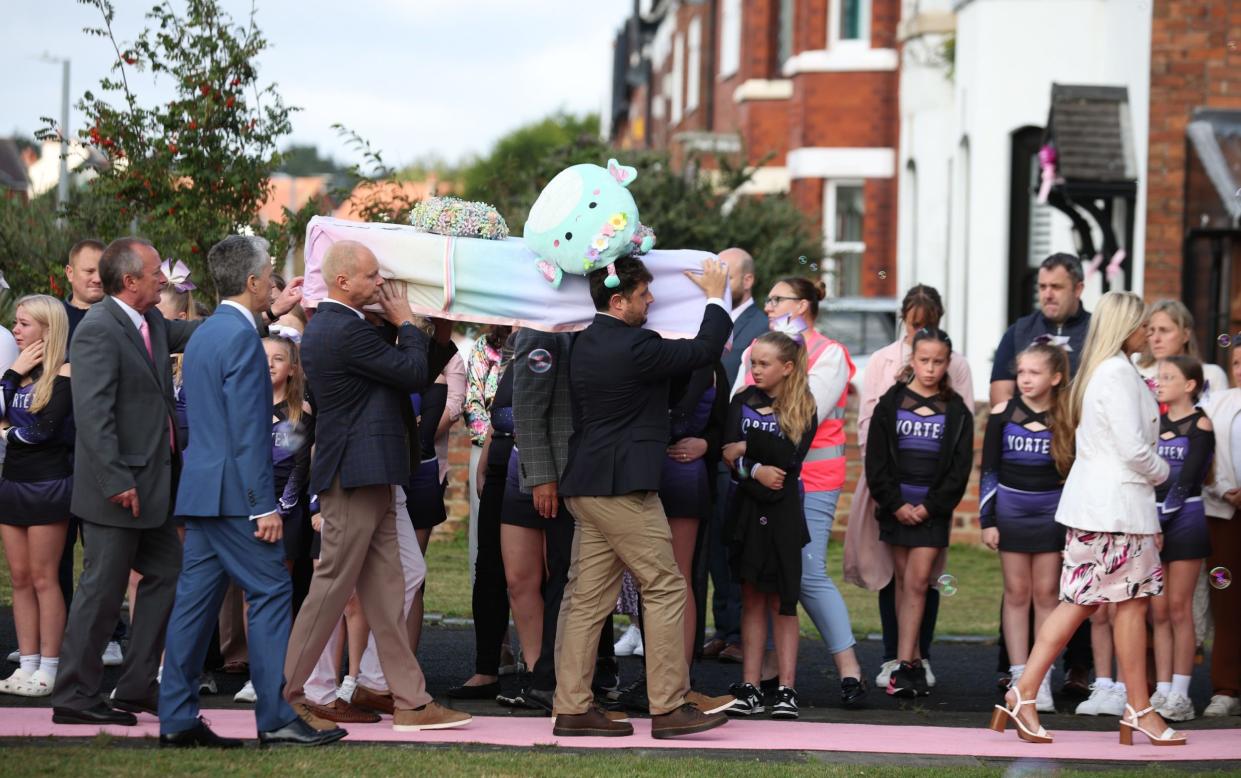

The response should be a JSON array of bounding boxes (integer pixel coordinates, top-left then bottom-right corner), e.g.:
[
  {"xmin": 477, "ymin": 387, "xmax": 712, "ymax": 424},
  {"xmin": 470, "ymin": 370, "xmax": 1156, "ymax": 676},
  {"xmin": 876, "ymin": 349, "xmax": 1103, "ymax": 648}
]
[{"xmin": 2, "ymin": 709, "xmax": 1238, "ymax": 761}]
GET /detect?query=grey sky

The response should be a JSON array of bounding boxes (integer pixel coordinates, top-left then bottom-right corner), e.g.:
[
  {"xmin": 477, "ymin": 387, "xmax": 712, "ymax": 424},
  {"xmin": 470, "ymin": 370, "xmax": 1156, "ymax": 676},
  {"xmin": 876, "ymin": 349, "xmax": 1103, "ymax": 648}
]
[{"xmin": 2, "ymin": 0, "xmax": 629, "ymax": 167}]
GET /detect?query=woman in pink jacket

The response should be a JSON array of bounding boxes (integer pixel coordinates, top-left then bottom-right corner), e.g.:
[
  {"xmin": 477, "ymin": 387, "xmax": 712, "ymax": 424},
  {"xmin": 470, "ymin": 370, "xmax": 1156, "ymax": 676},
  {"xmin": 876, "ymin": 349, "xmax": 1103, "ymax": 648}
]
[{"xmin": 843, "ymin": 285, "xmax": 975, "ymax": 690}]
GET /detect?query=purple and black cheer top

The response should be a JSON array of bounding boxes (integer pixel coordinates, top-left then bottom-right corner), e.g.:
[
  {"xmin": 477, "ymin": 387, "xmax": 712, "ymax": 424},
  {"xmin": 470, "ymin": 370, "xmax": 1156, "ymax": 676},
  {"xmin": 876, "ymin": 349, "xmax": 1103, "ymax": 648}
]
[
  {"xmin": 1154, "ymin": 409, "xmax": 1214, "ymax": 561},
  {"xmin": 979, "ymin": 398, "xmax": 1066, "ymax": 553},
  {"xmin": 0, "ymin": 368, "xmax": 73, "ymax": 482},
  {"xmin": 894, "ymin": 386, "xmax": 948, "ymax": 508}
]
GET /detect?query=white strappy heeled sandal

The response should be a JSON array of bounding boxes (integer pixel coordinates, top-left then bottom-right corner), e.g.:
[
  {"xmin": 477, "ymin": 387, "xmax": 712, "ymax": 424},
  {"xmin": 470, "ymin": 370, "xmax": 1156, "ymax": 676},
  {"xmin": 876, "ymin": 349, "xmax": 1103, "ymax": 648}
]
[
  {"xmin": 1119, "ymin": 704, "xmax": 1187, "ymax": 746},
  {"xmin": 989, "ymin": 687, "xmax": 1053, "ymax": 744}
]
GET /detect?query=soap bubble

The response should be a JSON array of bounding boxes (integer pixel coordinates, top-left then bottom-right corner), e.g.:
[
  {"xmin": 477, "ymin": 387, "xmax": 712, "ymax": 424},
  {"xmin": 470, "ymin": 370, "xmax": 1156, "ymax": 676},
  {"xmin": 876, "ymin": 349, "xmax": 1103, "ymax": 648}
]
[
  {"xmin": 878, "ymin": 270, "xmax": 888, "ymax": 280},
  {"xmin": 1209, "ymin": 567, "xmax": 1232, "ymax": 590},
  {"xmin": 1219, "ymin": 334, "xmax": 1234, "ymax": 348},
  {"xmin": 809, "ymin": 263, "xmax": 818, "ymax": 271},
  {"xmin": 936, "ymin": 574, "xmax": 958, "ymax": 597},
  {"xmin": 798, "ymin": 256, "xmax": 807, "ymax": 265},
  {"xmin": 528, "ymin": 348, "xmax": 553, "ymax": 374}
]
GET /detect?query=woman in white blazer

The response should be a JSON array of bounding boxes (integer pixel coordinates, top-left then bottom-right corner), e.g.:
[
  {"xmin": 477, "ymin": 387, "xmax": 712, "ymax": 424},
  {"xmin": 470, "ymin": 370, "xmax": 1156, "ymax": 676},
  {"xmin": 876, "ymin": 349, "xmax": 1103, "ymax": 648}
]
[
  {"xmin": 1203, "ymin": 346, "xmax": 1241, "ymax": 718},
  {"xmin": 991, "ymin": 291, "xmax": 1185, "ymax": 746}
]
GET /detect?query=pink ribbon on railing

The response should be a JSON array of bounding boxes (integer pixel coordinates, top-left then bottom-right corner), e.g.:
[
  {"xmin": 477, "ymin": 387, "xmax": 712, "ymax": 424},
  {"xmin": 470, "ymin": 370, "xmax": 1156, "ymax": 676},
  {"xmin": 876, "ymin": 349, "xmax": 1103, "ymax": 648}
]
[
  {"xmin": 1085, "ymin": 249, "xmax": 1126, "ymax": 283},
  {"xmin": 1037, "ymin": 144, "xmax": 1057, "ymax": 204}
]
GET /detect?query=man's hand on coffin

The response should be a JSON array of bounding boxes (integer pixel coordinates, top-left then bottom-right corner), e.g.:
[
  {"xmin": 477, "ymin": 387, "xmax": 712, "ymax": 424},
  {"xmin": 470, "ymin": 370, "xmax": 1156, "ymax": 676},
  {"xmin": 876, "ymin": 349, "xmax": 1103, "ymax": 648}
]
[
  {"xmin": 684, "ymin": 257, "xmax": 728, "ymax": 300},
  {"xmin": 379, "ymin": 280, "xmax": 416, "ymax": 326},
  {"xmin": 271, "ymin": 276, "xmax": 305, "ymax": 318}
]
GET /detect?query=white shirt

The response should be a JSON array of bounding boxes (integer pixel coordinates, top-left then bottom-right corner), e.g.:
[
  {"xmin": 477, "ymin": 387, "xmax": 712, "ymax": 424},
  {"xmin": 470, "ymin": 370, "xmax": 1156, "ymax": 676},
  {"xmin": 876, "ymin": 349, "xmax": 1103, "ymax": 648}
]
[
  {"xmin": 0, "ymin": 327, "xmax": 17, "ymax": 373},
  {"xmin": 110, "ymin": 295, "xmax": 145, "ymax": 332},
  {"xmin": 730, "ymin": 296, "xmax": 754, "ymax": 323},
  {"xmin": 219, "ymin": 300, "xmax": 259, "ymax": 330}
]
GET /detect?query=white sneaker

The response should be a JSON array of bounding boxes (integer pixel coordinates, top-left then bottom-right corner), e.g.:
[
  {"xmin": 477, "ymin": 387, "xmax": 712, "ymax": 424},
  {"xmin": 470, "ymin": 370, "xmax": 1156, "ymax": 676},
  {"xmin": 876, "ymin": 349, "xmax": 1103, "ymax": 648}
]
[
  {"xmin": 1150, "ymin": 690, "xmax": 1167, "ymax": 710},
  {"xmin": 0, "ymin": 668, "xmax": 32, "ymax": 694},
  {"xmin": 101, "ymin": 641, "xmax": 123, "ymax": 667},
  {"xmin": 1076, "ymin": 683, "xmax": 1116, "ymax": 715},
  {"xmin": 922, "ymin": 659, "xmax": 936, "ymax": 688},
  {"xmin": 1203, "ymin": 694, "xmax": 1241, "ymax": 717},
  {"xmin": 234, "ymin": 680, "xmax": 257, "ymax": 703},
  {"xmin": 11, "ymin": 670, "xmax": 53, "ymax": 697},
  {"xmin": 613, "ymin": 625, "xmax": 641, "ymax": 657},
  {"xmin": 1035, "ymin": 674, "xmax": 1055, "ymax": 713},
  {"xmin": 633, "ymin": 630, "xmax": 644, "ymax": 657},
  {"xmin": 1157, "ymin": 691, "xmax": 1196, "ymax": 722},
  {"xmin": 875, "ymin": 659, "xmax": 900, "ymax": 688},
  {"xmin": 1098, "ymin": 685, "xmax": 1127, "ymax": 716},
  {"xmin": 5, "ymin": 650, "xmax": 17, "ymax": 664}
]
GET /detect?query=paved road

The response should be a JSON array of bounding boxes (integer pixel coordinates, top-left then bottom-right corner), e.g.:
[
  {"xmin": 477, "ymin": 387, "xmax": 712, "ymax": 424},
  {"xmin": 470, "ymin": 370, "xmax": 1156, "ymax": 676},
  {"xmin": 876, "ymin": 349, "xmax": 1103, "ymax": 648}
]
[{"xmin": 0, "ymin": 607, "xmax": 1229, "ymax": 734}]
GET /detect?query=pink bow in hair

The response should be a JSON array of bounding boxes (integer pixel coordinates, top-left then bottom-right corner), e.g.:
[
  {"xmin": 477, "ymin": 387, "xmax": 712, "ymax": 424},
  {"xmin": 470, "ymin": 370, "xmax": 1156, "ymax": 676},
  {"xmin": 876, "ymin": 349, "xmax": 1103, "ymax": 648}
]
[{"xmin": 161, "ymin": 259, "xmax": 196, "ymax": 293}]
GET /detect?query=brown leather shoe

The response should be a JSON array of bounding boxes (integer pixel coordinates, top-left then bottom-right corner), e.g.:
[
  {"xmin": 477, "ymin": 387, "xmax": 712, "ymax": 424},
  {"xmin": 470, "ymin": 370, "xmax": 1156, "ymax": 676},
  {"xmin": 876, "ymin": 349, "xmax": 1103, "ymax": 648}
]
[
  {"xmin": 554, "ymin": 706, "xmax": 630, "ymax": 725},
  {"xmin": 701, "ymin": 638, "xmax": 727, "ymax": 660},
  {"xmin": 392, "ymin": 702, "xmax": 472, "ymax": 731},
  {"xmin": 552, "ymin": 706, "xmax": 634, "ymax": 737},
  {"xmin": 1061, "ymin": 666, "xmax": 1091, "ymax": 699},
  {"xmin": 718, "ymin": 644, "xmax": 744, "ymax": 664},
  {"xmin": 291, "ymin": 702, "xmax": 336, "ymax": 732},
  {"xmin": 651, "ymin": 703, "xmax": 728, "ymax": 739},
  {"xmin": 306, "ymin": 698, "xmax": 382, "ymax": 724},
  {"xmin": 686, "ymin": 690, "xmax": 738, "ymax": 715},
  {"xmin": 350, "ymin": 684, "xmax": 395, "ymax": 715}
]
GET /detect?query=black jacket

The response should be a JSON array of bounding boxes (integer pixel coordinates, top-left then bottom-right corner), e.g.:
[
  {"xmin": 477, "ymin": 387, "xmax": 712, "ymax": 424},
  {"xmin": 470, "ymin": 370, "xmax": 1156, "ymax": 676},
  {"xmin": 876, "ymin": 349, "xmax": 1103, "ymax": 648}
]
[
  {"xmin": 864, "ymin": 382, "xmax": 974, "ymax": 524},
  {"xmin": 301, "ymin": 301, "xmax": 455, "ymax": 494},
  {"xmin": 560, "ymin": 305, "xmax": 732, "ymax": 497}
]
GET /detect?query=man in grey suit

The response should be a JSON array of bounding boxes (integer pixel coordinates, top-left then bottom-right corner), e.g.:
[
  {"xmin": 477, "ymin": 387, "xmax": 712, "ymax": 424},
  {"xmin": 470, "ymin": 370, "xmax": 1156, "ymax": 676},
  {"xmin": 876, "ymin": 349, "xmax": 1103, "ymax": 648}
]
[{"xmin": 50, "ymin": 238, "xmax": 196, "ymax": 725}]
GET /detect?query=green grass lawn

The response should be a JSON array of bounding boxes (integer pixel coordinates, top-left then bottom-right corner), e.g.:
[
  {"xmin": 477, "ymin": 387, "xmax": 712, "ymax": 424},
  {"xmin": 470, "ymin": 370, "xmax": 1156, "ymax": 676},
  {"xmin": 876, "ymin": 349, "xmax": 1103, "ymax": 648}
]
[
  {"xmin": 0, "ymin": 742, "xmax": 1222, "ymax": 777},
  {"xmin": 0, "ymin": 526, "xmax": 1002, "ymax": 640},
  {"xmin": 422, "ymin": 528, "xmax": 1001, "ymax": 639}
]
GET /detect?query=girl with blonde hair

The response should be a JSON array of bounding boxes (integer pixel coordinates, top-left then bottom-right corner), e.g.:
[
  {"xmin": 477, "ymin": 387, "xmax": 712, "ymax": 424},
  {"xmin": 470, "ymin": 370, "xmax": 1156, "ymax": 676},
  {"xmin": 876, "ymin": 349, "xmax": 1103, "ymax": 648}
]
[
  {"xmin": 993, "ymin": 291, "xmax": 1185, "ymax": 746},
  {"xmin": 0, "ymin": 295, "xmax": 73, "ymax": 697}
]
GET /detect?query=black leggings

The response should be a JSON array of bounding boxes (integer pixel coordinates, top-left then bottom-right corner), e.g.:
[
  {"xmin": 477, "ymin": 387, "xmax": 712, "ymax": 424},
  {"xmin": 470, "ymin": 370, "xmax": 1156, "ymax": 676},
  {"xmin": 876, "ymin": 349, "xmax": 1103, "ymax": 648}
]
[
  {"xmin": 879, "ymin": 579, "xmax": 939, "ymax": 662},
  {"xmin": 471, "ymin": 439, "xmax": 512, "ymax": 676}
]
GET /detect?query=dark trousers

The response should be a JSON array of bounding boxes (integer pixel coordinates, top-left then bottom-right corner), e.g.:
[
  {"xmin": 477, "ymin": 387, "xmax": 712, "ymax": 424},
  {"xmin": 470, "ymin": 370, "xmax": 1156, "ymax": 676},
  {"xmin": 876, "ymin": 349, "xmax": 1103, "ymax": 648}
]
[
  {"xmin": 531, "ymin": 505, "xmax": 613, "ymax": 692},
  {"xmin": 707, "ymin": 467, "xmax": 741, "ymax": 644},
  {"xmin": 472, "ymin": 444, "xmax": 511, "ymax": 676},
  {"xmin": 160, "ymin": 518, "xmax": 295, "ymax": 734},
  {"xmin": 52, "ymin": 519, "xmax": 182, "ymax": 711},
  {"xmin": 879, "ymin": 579, "xmax": 939, "ymax": 662},
  {"xmin": 58, "ymin": 517, "xmax": 128, "ymax": 643}
]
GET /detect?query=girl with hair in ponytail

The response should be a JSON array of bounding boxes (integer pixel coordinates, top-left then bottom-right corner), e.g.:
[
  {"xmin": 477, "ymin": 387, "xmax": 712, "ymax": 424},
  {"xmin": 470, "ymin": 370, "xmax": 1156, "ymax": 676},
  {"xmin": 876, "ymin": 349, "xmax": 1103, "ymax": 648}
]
[
  {"xmin": 993, "ymin": 291, "xmax": 1186, "ymax": 747},
  {"xmin": 979, "ymin": 342, "xmax": 1074, "ymax": 713},
  {"xmin": 722, "ymin": 331, "xmax": 818, "ymax": 719},
  {"xmin": 864, "ymin": 327, "xmax": 974, "ymax": 699}
]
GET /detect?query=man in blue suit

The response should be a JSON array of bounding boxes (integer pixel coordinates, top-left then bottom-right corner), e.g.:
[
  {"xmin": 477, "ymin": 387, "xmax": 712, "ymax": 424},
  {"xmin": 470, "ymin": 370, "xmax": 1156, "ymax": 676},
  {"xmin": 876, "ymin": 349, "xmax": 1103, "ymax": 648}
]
[{"xmin": 157, "ymin": 236, "xmax": 344, "ymax": 748}]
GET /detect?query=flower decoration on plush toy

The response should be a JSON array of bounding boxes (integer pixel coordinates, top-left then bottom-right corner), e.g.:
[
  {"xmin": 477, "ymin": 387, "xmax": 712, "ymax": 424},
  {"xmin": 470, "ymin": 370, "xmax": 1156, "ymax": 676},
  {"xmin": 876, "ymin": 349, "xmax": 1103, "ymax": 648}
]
[{"xmin": 524, "ymin": 158, "xmax": 656, "ymax": 289}]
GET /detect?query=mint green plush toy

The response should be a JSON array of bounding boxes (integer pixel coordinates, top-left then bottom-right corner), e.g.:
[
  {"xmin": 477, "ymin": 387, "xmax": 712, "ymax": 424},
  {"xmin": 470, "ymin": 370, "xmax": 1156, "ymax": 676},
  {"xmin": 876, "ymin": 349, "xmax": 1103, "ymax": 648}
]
[{"xmin": 524, "ymin": 158, "xmax": 656, "ymax": 289}]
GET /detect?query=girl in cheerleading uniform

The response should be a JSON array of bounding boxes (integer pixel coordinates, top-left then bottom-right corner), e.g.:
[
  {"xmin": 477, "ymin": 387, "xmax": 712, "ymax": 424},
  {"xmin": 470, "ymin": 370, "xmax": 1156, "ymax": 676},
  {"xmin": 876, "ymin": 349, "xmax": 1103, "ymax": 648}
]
[
  {"xmin": 0, "ymin": 296, "xmax": 73, "ymax": 697},
  {"xmin": 265, "ymin": 334, "xmax": 315, "ymax": 573},
  {"xmin": 980, "ymin": 343, "xmax": 1075, "ymax": 713},
  {"xmin": 1150, "ymin": 356, "xmax": 1215, "ymax": 723},
  {"xmin": 723, "ymin": 331, "xmax": 817, "ymax": 719},
  {"xmin": 865, "ymin": 328, "xmax": 974, "ymax": 698}
]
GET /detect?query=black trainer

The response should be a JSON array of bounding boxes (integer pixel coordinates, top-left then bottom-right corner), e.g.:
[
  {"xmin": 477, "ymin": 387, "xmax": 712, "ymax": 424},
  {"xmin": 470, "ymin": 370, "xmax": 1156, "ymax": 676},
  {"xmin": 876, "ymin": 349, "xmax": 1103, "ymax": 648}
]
[
  {"xmin": 912, "ymin": 660, "xmax": 930, "ymax": 697},
  {"xmin": 726, "ymin": 682, "xmax": 764, "ymax": 716},
  {"xmin": 771, "ymin": 686, "xmax": 799, "ymax": 719},
  {"xmin": 840, "ymin": 676, "xmax": 868, "ymax": 708},
  {"xmin": 886, "ymin": 661, "xmax": 918, "ymax": 698},
  {"xmin": 759, "ymin": 676, "xmax": 778, "ymax": 707}
]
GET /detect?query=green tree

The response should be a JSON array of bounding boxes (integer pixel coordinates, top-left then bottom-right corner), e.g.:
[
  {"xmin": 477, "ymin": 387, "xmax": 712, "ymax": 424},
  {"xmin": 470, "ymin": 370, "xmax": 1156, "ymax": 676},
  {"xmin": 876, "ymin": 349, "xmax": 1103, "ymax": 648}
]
[
  {"xmin": 461, "ymin": 113, "xmax": 819, "ymax": 292},
  {"xmin": 0, "ymin": 191, "xmax": 85, "ymax": 321},
  {"xmin": 39, "ymin": 0, "xmax": 296, "ymax": 300}
]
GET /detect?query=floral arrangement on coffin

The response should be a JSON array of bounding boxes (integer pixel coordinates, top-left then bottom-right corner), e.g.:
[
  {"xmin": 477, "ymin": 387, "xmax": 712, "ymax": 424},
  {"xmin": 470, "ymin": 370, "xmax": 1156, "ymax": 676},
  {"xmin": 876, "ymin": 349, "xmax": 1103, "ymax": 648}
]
[{"xmin": 409, "ymin": 196, "xmax": 510, "ymax": 240}]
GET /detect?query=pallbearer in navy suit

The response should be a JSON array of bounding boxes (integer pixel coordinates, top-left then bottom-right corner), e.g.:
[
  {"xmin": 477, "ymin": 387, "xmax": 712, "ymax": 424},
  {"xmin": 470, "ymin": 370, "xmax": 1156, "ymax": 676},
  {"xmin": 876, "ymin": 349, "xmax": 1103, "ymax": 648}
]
[{"xmin": 158, "ymin": 236, "xmax": 344, "ymax": 748}]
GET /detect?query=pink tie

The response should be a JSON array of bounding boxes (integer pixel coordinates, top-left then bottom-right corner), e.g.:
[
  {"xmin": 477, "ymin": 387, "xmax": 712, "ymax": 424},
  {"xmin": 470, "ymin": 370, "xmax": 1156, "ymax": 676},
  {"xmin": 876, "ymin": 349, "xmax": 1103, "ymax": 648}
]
[
  {"xmin": 139, "ymin": 318, "xmax": 175, "ymax": 451},
  {"xmin": 138, "ymin": 319, "xmax": 153, "ymax": 361}
]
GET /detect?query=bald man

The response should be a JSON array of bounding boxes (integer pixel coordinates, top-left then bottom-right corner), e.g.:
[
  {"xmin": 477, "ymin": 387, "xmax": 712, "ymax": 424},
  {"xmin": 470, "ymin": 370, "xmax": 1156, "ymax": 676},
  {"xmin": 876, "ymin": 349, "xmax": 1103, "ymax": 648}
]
[{"xmin": 281, "ymin": 242, "xmax": 470, "ymax": 732}]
